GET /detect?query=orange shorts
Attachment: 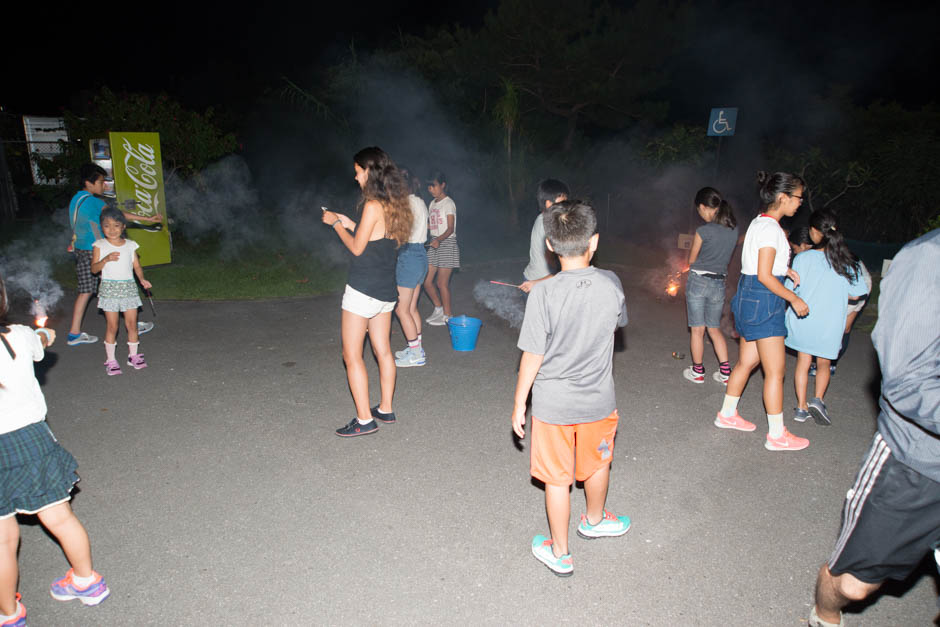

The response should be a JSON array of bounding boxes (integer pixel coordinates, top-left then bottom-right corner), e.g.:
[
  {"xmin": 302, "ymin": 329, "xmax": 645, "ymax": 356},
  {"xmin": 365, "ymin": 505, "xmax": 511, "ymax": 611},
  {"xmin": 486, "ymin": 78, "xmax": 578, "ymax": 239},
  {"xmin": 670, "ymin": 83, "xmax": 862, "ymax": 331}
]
[{"xmin": 530, "ymin": 410, "xmax": 619, "ymax": 486}]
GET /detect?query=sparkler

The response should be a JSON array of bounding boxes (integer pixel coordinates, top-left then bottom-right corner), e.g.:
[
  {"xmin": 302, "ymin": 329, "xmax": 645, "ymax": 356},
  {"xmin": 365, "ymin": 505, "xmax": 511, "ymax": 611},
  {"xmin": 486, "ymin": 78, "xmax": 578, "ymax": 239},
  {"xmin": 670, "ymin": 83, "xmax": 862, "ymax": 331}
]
[
  {"xmin": 33, "ymin": 299, "xmax": 52, "ymax": 344},
  {"xmin": 32, "ymin": 299, "xmax": 48, "ymax": 328},
  {"xmin": 144, "ymin": 289, "xmax": 157, "ymax": 317},
  {"xmin": 489, "ymin": 280, "xmax": 521, "ymax": 288}
]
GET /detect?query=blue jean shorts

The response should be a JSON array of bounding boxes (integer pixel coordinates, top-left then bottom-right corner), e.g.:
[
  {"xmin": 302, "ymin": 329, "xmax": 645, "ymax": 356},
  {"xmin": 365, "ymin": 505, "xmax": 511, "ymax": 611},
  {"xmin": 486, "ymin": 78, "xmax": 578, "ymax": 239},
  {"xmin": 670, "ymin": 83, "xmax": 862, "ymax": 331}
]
[
  {"xmin": 731, "ymin": 274, "xmax": 787, "ymax": 341},
  {"xmin": 686, "ymin": 272, "xmax": 726, "ymax": 328},
  {"xmin": 396, "ymin": 243, "xmax": 429, "ymax": 288}
]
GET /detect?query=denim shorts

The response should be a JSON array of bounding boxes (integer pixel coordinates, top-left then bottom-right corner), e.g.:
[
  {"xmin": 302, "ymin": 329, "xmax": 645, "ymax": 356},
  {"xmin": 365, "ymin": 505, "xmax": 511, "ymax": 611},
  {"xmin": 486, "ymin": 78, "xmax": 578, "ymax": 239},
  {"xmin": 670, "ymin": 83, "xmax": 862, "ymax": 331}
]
[
  {"xmin": 686, "ymin": 272, "xmax": 726, "ymax": 328},
  {"xmin": 396, "ymin": 243, "xmax": 428, "ymax": 288},
  {"xmin": 731, "ymin": 274, "xmax": 787, "ymax": 341}
]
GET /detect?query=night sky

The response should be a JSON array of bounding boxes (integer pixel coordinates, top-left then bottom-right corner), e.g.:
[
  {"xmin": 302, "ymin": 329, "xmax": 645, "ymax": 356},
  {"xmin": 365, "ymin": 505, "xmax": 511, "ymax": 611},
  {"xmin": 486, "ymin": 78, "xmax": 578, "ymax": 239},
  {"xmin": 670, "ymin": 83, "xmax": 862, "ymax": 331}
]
[{"xmin": 3, "ymin": 0, "xmax": 937, "ymax": 119}]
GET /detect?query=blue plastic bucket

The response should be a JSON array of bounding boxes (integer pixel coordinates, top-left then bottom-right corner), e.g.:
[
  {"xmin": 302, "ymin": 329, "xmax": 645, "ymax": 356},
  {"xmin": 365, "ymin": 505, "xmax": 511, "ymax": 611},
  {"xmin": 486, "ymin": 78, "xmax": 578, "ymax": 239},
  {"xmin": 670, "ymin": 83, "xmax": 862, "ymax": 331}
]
[{"xmin": 447, "ymin": 315, "xmax": 483, "ymax": 351}]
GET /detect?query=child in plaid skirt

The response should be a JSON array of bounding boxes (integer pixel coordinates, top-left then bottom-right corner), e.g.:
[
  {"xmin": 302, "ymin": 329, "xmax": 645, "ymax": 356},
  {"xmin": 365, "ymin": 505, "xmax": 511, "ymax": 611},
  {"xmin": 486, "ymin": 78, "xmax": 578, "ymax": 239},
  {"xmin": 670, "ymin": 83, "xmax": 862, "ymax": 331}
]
[{"xmin": 0, "ymin": 275, "xmax": 110, "ymax": 626}]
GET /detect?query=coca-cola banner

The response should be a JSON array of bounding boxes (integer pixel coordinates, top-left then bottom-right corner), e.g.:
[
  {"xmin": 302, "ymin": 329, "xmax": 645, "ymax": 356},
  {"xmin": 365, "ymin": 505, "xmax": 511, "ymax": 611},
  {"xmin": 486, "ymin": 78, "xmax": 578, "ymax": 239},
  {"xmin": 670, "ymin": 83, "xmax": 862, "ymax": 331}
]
[{"xmin": 109, "ymin": 131, "xmax": 171, "ymax": 266}]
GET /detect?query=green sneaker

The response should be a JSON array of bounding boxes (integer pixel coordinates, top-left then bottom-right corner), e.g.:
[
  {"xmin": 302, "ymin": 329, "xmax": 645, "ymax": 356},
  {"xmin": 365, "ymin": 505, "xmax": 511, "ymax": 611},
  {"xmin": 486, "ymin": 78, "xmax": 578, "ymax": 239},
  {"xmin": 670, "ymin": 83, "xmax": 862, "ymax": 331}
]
[
  {"xmin": 531, "ymin": 535, "xmax": 573, "ymax": 576},
  {"xmin": 577, "ymin": 510, "xmax": 631, "ymax": 539}
]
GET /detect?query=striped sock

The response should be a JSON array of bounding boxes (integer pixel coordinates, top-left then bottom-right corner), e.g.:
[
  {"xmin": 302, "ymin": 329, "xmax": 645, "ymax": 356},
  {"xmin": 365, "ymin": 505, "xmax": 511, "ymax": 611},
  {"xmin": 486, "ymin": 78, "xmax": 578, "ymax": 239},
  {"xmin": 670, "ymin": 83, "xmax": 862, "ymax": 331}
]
[
  {"xmin": 692, "ymin": 363, "xmax": 705, "ymax": 374},
  {"xmin": 719, "ymin": 361, "xmax": 731, "ymax": 376}
]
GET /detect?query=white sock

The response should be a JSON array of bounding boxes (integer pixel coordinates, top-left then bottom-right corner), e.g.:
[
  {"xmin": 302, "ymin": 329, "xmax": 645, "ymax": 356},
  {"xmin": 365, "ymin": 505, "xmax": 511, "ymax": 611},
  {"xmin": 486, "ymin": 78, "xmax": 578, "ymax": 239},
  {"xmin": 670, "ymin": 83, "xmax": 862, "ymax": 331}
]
[
  {"xmin": 127, "ymin": 341, "xmax": 139, "ymax": 356},
  {"xmin": 417, "ymin": 333, "xmax": 423, "ymax": 347},
  {"xmin": 72, "ymin": 571, "xmax": 97, "ymax": 588},
  {"xmin": 356, "ymin": 418, "xmax": 372, "ymax": 425},
  {"xmin": 408, "ymin": 338, "xmax": 420, "ymax": 349},
  {"xmin": 767, "ymin": 413, "xmax": 785, "ymax": 438},
  {"xmin": 375, "ymin": 407, "xmax": 391, "ymax": 415},
  {"xmin": 0, "ymin": 601, "xmax": 22, "ymax": 621},
  {"xmin": 433, "ymin": 306, "xmax": 443, "ymax": 314},
  {"xmin": 719, "ymin": 395, "xmax": 740, "ymax": 418}
]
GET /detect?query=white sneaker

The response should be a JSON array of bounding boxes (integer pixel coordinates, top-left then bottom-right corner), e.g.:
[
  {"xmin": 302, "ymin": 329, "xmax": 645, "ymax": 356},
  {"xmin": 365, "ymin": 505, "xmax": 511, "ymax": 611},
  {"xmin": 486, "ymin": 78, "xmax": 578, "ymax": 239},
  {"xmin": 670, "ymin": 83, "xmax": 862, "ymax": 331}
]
[
  {"xmin": 395, "ymin": 347, "xmax": 426, "ymax": 367},
  {"xmin": 138, "ymin": 321, "xmax": 154, "ymax": 335},
  {"xmin": 712, "ymin": 371, "xmax": 729, "ymax": 384},
  {"xmin": 67, "ymin": 332, "xmax": 98, "ymax": 346},
  {"xmin": 425, "ymin": 308, "xmax": 444, "ymax": 324}
]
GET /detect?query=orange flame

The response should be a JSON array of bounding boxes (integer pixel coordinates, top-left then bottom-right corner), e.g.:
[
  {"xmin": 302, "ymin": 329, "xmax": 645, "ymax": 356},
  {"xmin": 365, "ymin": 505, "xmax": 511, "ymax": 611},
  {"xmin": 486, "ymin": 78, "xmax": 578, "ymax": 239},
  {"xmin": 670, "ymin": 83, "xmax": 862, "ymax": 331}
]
[
  {"xmin": 666, "ymin": 282, "xmax": 679, "ymax": 296},
  {"xmin": 36, "ymin": 316, "xmax": 48, "ymax": 327}
]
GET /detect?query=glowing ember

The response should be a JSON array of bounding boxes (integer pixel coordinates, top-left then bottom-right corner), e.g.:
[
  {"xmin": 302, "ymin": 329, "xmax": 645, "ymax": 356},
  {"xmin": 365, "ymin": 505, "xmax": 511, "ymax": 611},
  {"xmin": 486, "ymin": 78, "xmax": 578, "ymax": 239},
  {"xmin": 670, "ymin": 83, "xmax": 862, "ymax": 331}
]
[
  {"xmin": 32, "ymin": 299, "xmax": 48, "ymax": 327},
  {"xmin": 666, "ymin": 282, "xmax": 679, "ymax": 296}
]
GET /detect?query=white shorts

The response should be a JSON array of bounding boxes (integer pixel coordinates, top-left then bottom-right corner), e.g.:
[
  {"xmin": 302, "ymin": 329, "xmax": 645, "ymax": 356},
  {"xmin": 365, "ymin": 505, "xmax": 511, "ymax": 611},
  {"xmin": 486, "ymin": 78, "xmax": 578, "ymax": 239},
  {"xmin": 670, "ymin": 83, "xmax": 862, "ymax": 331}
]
[{"xmin": 341, "ymin": 285, "xmax": 396, "ymax": 319}]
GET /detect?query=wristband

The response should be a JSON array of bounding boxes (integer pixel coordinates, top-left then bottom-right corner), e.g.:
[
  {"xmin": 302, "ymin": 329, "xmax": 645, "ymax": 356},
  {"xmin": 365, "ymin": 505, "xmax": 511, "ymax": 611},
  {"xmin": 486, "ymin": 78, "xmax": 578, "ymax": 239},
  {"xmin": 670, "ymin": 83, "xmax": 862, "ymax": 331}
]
[
  {"xmin": 35, "ymin": 328, "xmax": 52, "ymax": 343},
  {"xmin": 332, "ymin": 220, "xmax": 341, "ymax": 228}
]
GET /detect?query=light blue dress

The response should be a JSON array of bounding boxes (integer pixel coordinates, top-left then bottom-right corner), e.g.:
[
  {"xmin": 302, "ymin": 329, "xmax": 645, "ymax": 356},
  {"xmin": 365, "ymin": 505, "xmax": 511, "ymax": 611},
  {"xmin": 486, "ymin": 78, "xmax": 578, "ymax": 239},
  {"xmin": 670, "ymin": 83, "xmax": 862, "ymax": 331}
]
[{"xmin": 785, "ymin": 250, "xmax": 869, "ymax": 359}]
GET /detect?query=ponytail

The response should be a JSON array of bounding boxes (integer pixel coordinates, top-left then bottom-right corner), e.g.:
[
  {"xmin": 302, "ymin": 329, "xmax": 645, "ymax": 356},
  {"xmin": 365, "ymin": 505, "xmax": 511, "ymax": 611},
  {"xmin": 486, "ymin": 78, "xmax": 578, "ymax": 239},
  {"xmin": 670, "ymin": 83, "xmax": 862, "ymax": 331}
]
[
  {"xmin": 757, "ymin": 170, "xmax": 804, "ymax": 210},
  {"xmin": 809, "ymin": 210, "xmax": 860, "ymax": 282},
  {"xmin": 693, "ymin": 186, "xmax": 736, "ymax": 229}
]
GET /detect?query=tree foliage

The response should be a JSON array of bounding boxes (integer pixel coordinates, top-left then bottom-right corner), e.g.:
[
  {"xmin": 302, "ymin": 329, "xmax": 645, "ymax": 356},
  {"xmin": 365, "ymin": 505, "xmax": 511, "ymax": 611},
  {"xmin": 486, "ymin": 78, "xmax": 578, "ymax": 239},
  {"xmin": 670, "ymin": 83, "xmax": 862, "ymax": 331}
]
[{"xmin": 38, "ymin": 88, "xmax": 237, "ymax": 186}]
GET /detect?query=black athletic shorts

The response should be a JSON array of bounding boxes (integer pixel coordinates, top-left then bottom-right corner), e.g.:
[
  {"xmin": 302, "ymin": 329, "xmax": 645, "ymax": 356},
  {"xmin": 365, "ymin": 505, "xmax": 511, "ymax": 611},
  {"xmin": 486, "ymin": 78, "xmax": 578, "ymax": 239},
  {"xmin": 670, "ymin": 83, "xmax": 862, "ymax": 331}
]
[{"xmin": 828, "ymin": 433, "xmax": 940, "ymax": 584}]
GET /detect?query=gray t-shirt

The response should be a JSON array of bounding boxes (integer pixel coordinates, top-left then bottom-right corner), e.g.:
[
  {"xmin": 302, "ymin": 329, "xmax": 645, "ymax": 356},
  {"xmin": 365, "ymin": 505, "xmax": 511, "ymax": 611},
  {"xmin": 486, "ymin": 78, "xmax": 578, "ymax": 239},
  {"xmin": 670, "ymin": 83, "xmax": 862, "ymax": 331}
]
[
  {"xmin": 523, "ymin": 213, "xmax": 554, "ymax": 281},
  {"xmin": 691, "ymin": 222, "xmax": 738, "ymax": 274},
  {"xmin": 517, "ymin": 266, "xmax": 628, "ymax": 424}
]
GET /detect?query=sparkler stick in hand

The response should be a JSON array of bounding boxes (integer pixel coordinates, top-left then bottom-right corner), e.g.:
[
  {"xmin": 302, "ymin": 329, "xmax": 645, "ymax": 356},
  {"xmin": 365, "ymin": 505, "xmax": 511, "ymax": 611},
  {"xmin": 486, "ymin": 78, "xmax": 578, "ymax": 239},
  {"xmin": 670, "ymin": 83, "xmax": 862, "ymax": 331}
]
[
  {"xmin": 489, "ymin": 280, "xmax": 522, "ymax": 288},
  {"xmin": 144, "ymin": 289, "xmax": 157, "ymax": 318}
]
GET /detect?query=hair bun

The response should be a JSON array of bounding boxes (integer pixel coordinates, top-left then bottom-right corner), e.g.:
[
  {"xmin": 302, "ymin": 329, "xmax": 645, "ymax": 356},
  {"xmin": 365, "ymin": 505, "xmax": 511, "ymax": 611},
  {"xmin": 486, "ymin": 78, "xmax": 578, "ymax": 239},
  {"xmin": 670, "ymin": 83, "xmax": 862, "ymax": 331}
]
[{"xmin": 756, "ymin": 170, "xmax": 770, "ymax": 186}]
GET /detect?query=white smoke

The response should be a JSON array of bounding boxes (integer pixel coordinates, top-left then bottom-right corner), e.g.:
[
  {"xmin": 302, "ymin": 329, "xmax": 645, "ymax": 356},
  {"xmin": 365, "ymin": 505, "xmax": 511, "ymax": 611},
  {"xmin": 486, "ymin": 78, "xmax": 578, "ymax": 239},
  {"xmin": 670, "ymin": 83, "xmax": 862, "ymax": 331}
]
[{"xmin": 473, "ymin": 279, "xmax": 527, "ymax": 328}]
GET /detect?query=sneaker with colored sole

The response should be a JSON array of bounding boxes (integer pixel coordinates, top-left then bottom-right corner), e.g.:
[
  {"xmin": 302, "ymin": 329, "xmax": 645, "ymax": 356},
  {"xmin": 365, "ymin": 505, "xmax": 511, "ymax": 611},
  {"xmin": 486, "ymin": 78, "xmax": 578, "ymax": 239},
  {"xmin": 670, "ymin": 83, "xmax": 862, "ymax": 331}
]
[
  {"xmin": 394, "ymin": 346, "xmax": 409, "ymax": 360},
  {"xmin": 1, "ymin": 594, "xmax": 26, "ymax": 627},
  {"xmin": 765, "ymin": 428, "xmax": 810, "ymax": 451},
  {"xmin": 395, "ymin": 346, "xmax": 426, "ymax": 367},
  {"xmin": 67, "ymin": 332, "xmax": 98, "ymax": 346},
  {"xmin": 104, "ymin": 360, "xmax": 122, "ymax": 376},
  {"xmin": 370, "ymin": 405, "xmax": 396, "ymax": 424},
  {"xmin": 137, "ymin": 321, "xmax": 154, "ymax": 335},
  {"xmin": 713, "ymin": 371, "xmax": 729, "ymax": 384},
  {"xmin": 531, "ymin": 535, "xmax": 573, "ymax": 576},
  {"xmin": 793, "ymin": 408, "xmax": 811, "ymax": 423},
  {"xmin": 714, "ymin": 411, "xmax": 756, "ymax": 432},
  {"xmin": 50, "ymin": 569, "xmax": 110, "ymax": 606},
  {"xmin": 682, "ymin": 367, "xmax": 704, "ymax": 383},
  {"xmin": 577, "ymin": 510, "xmax": 631, "ymax": 539},
  {"xmin": 808, "ymin": 397, "xmax": 831, "ymax": 426},
  {"xmin": 126, "ymin": 354, "xmax": 148, "ymax": 370},
  {"xmin": 335, "ymin": 418, "xmax": 378, "ymax": 437}
]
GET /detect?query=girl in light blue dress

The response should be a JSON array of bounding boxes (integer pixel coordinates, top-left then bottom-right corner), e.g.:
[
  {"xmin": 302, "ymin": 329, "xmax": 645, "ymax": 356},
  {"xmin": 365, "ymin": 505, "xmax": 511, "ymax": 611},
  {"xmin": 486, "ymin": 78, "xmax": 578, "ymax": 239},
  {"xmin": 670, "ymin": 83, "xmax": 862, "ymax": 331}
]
[{"xmin": 785, "ymin": 210, "xmax": 869, "ymax": 425}]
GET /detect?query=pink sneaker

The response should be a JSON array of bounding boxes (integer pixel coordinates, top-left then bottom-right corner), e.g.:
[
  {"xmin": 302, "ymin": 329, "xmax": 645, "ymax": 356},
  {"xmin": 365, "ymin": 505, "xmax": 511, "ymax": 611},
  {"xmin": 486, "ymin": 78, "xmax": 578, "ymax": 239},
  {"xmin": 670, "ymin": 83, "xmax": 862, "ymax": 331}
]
[
  {"xmin": 714, "ymin": 411, "xmax": 756, "ymax": 432},
  {"xmin": 104, "ymin": 360, "xmax": 122, "ymax": 376},
  {"xmin": 765, "ymin": 428, "xmax": 810, "ymax": 451},
  {"xmin": 126, "ymin": 354, "xmax": 148, "ymax": 370}
]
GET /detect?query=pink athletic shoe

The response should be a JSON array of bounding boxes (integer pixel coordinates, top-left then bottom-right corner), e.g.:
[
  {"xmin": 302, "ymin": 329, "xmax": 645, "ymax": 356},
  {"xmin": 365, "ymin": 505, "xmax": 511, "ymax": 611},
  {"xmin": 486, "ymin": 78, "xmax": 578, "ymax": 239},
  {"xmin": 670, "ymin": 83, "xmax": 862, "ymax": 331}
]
[
  {"xmin": 765, "ymin": 428, "xmax": 810, "ymax": 451},
  {"xmin": 714, "ymin": 411, "xmax": 756, "ymax": 432}
]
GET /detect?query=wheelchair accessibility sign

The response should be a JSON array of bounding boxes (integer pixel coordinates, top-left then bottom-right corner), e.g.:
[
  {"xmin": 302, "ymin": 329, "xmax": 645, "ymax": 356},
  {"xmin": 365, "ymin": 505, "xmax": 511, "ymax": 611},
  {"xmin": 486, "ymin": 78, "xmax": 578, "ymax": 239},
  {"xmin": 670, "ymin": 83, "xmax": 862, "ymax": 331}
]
[{"xmin": 708, "ymin": 108, "xmax": 737, "ymax": 137}]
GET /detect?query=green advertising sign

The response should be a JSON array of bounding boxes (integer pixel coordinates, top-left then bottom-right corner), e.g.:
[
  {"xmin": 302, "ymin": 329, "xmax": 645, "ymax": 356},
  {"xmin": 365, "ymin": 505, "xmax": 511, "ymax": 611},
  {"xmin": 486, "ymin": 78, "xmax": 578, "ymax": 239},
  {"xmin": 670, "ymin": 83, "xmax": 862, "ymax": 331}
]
[{"xmin": 109, "ymin": 132, "xmax": 171, "ymax": 266}]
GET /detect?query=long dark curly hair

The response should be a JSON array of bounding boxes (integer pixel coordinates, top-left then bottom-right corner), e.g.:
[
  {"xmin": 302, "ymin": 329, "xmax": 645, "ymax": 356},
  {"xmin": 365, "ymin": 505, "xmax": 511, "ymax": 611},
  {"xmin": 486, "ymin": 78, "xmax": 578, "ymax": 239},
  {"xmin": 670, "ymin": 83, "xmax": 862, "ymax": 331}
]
[
  {"xmin": 353, "ymin": 147, "xmax": 412, "ymax": 246},
  {"xmin": 810, "ymin": 209, "xmax": 861, "ymax": 282}
]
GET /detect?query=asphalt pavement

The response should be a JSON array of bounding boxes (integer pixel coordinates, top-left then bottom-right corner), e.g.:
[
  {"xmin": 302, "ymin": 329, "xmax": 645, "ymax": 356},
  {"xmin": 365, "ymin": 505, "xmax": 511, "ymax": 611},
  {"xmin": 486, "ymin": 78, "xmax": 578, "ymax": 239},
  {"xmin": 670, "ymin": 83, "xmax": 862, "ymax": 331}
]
[{"xmin": 14, "ymin": 259, "xmax": 939, "ymax": 626}]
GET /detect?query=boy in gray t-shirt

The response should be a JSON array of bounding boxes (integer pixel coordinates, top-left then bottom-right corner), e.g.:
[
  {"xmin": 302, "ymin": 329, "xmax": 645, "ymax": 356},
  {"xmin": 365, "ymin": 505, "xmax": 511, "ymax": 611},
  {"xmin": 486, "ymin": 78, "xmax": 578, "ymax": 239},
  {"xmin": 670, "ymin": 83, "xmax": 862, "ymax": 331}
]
[{"xmin": 511, "ymin": 200, "xmax": 630, "ymax": 577}]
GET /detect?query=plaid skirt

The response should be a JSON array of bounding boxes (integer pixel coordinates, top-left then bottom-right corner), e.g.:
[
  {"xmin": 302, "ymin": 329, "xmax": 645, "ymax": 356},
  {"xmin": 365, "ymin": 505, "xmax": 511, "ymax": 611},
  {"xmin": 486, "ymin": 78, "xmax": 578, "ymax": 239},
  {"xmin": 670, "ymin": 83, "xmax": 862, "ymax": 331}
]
[{"xmin": 0, "ymin": 422, "xmax": 79, "ymax": 518}]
